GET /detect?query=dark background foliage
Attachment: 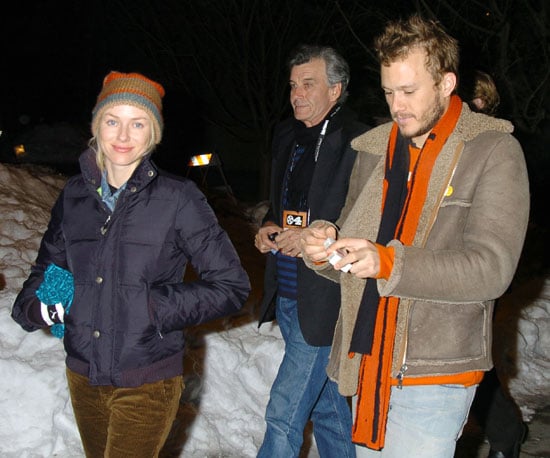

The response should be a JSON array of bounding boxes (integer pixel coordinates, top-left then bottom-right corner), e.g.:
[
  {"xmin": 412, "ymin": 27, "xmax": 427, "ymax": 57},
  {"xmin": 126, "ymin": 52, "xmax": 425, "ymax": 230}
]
[{"xmin": 1, "ymin": 0, "xmax": 548, "ymax": 229}]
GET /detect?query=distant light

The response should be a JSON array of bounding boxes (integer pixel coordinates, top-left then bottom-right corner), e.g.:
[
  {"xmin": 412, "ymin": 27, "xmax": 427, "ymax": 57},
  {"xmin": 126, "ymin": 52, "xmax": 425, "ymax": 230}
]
[
  {"xmin": 14, "ymin": 144, "xmax": 26, "ymax": 157},
  {"xmin": 188, "ymin": 153, "xmax": 213, "ymax": 167}
]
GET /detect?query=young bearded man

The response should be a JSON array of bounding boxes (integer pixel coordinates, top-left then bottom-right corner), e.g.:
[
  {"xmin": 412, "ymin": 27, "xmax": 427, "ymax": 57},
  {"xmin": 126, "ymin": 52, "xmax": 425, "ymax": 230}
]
[{"xmin": 301, "ymin": 15, "xmax": 529, "ymax": 458}]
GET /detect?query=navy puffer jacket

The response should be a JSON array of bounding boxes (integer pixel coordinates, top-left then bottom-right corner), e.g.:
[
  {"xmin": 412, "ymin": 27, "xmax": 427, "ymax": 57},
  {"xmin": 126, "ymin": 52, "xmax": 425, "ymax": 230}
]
[{"xmin": 12, "ymin": 148, "xmax": 250, "ymax": 387}]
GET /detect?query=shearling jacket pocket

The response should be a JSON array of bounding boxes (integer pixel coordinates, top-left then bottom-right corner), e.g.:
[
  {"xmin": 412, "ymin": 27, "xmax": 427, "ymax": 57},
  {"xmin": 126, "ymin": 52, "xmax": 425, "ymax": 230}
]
[{"xmin": 406, "ymin": 300, "xmax": 488, "ymax": 364}]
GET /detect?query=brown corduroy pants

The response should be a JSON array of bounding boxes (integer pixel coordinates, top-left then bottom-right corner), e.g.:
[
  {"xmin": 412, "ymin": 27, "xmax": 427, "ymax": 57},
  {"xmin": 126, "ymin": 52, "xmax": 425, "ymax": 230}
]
[{"xmin": 66, "ymin": 368, "xmax": 183, "ymax": 458}]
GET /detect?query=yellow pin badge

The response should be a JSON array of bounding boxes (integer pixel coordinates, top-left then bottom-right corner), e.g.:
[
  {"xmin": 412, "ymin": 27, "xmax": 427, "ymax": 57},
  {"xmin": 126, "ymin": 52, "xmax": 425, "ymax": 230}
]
[{"xmin": 444, "ymin": 185, "xmax": 454, "ymax": 197}]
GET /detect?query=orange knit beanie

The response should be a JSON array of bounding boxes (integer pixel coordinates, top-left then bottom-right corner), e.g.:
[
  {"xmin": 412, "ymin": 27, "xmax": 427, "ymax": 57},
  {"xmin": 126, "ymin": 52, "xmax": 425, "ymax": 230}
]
[{"xmin": 91, "ymin": 71, "xmax": 165, "ymax": 143}]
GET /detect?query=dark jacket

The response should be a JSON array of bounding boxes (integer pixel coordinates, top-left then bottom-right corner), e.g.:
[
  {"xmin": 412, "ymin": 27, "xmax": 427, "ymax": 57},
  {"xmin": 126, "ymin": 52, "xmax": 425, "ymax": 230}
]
[
  {"xmin": 258, "ymin": 105, "xmax": 368, "ymax": 346},
  {"xmin": 12, "ymin": 148, "xmax": 250, "ymax": 387}
]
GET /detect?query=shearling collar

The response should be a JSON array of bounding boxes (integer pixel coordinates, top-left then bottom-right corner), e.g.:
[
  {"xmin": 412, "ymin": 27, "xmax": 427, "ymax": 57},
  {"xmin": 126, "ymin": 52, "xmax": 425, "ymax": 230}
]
[{"xmin": 351, "ymin": 102, "xmax": 514, "ymax": 155}]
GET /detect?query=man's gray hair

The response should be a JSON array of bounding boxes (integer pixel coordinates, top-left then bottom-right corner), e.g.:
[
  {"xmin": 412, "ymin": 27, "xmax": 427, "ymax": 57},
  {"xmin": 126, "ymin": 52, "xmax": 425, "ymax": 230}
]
[{"xmin": 288, "ymin": 44, "xmax": 350, "ymax": 104}]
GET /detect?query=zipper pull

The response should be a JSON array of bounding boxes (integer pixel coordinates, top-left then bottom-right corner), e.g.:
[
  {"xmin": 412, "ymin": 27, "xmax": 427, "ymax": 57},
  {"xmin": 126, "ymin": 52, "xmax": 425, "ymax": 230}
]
[
  {"xmin": 100, "ymin": 215, "xmax": 111, "ymax": 235},
  {"xmin": 396, "ymin": 364, "xmax": 408, "ymax": 389}
]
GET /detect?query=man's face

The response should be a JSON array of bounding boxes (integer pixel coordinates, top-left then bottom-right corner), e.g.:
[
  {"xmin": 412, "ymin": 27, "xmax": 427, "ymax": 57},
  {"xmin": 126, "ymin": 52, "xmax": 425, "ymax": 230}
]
[
  {"xmin": 381, "ymin": 48, "xmax": 454, "ymax": 147},
  {"xmin": 289, "ymin": 58, "xmax": 341, "ymax": 128}
]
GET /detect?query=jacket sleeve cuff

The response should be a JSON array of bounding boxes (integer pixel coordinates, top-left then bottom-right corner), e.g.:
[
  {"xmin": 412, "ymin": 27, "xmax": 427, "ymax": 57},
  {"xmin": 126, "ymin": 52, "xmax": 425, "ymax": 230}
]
[{"xmin": 377, "ymin": 240, "xmax": 404, "ymax": 296}]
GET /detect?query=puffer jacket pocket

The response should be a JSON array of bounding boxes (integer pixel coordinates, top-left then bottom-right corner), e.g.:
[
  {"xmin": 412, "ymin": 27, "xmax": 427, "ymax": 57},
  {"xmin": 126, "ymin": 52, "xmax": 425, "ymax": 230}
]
[{"xmin": 146, "ymin": 284, "xmax": 164, "ymax": 338}]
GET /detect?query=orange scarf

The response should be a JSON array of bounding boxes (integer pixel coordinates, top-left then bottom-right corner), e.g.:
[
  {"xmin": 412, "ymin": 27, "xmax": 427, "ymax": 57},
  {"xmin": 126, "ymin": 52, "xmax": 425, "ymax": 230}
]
[{"xmin": 352, "ymin": 95, "xmax": 463, "ymax": 449}]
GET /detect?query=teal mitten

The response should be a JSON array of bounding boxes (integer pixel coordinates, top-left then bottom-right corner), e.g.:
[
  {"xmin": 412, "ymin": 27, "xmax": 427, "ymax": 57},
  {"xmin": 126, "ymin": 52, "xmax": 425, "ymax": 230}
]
[{"xmin": 36, "ymin": 264, "xmax": 74, "ymax": 338}]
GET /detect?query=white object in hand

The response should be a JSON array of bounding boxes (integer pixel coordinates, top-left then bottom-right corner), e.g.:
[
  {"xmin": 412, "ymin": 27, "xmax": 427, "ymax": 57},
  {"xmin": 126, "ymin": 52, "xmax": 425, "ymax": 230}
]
[{"xmin": 324, "ymin": 237, "xmax": 352, "ymax": 273}]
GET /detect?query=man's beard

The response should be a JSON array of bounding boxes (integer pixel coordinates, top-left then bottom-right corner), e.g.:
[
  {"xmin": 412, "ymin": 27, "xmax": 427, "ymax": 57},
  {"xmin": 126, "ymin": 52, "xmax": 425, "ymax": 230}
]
[{"xmin": 400, "ymin": 95, "xmax": 445, "ymax": 140}]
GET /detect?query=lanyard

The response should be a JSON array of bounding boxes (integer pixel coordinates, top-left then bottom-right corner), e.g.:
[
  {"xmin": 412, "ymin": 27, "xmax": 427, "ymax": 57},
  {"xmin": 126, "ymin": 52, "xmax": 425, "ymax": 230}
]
[
  {"xmin": 282, "ymin": 105, "xmax": 342, "ymax": 217},
  {"xmin": 313, "ymin": 104, "xmax": 341, "ymax": 162}
]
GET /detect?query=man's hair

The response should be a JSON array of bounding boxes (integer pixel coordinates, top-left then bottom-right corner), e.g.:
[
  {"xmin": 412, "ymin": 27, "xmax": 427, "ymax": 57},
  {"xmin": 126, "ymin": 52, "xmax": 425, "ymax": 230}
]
[
  {"xmin": 471, "ymin": 70, "xmax": 500, "ymax": 115},
  {"xmin": 288, "ymin": 44, "xmax": 350, "ymax": 104},
  {"xmin": 374, "ymin": 14, "xmax": 459, "ymax": 86}
]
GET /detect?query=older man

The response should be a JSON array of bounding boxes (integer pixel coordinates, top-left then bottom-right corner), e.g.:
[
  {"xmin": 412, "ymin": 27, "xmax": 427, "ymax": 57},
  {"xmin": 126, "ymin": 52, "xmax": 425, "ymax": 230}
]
[{"xmin": 255, "ymin": 44, "xmax": 368, "ymax": 457}]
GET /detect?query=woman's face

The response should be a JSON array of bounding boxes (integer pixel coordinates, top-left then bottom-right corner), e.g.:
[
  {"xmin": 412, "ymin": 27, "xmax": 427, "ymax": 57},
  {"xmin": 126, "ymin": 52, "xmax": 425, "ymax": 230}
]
[{"xmin": 98, "ymin": 104, "xmax": 152, "ymax": 180}]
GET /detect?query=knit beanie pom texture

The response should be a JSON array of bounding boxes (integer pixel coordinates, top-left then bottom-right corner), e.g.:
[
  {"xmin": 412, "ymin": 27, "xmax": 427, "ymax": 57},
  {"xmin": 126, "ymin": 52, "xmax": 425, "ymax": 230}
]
[{"xmin": 91, "ymin": 71, "xmax": 165, "ymax": 143}]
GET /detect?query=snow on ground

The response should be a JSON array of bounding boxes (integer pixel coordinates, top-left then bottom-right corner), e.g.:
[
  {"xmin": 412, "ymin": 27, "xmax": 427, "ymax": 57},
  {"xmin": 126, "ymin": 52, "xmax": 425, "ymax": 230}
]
[
  {"xmin": 0, "ymin": 162, "xmax": 320, "ymax": 457},
  {"xmin": 2, "ymin": 161, "xmax": 548, "ymax": 457}
]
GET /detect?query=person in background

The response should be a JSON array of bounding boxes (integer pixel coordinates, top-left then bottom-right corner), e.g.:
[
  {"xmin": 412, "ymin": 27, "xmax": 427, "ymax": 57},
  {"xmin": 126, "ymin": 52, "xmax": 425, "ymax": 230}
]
[
  {"xmin": 468, "ymin": 70, "xmax": 500, "ymax": 116},
  {"xmin": 255, "ymin": 44, "xmax": 368, "ymax": 457},
  {"xmin": 12, "ymin": 71, "xmax": 250, "ymax": 457},
  {"xmin": 300, "ymin": 15, "xmax": 529, "ymax": 457},
  {"xmin": 463, "ymin": 69, "xmax": 528, "ymax": 458}
]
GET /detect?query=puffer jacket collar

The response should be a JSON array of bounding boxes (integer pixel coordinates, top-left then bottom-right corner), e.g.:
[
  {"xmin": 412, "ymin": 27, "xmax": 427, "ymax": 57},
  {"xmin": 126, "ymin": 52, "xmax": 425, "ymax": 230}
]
[{"xmin": 78, "ymin": 147, "xmax": 159, "ymax": 194}]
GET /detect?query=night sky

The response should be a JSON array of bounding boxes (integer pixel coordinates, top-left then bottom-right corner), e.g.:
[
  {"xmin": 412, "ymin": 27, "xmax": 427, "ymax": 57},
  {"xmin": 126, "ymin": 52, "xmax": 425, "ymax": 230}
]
[
  {"xmin": 3, "ymin": 1, "xmax": 209, "ymax": 176},
  {"xmin": 2, "ymin": 1, "xmax": 548, "ymax": 213},
  {"xmin": 4, "ymin": 3, "xmax": 94, "ymax": 126}
]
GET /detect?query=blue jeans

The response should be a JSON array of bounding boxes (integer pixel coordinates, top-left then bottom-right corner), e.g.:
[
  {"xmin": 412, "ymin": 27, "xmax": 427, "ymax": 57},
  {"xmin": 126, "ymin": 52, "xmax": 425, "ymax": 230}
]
[
  {"xmin": 257, "ymin": 296, "xmax": 355, "ymax": 458},
  {"xmin": 354, "ymin": 384, "xmax": 477, "ymax": 458}
]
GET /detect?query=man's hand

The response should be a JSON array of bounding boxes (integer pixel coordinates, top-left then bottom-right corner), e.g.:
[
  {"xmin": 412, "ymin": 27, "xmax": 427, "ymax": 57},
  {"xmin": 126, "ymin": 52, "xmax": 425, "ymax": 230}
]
[
  {"xmin": 300, "ymin": 222, "xmax": 337, "ymax": 263},
  {"xmin": 274, "ymin": 228, "xmax": 303, "ymax": 257},
  {"xmin": 326, "ymin": 237, "xmax": 380, "ymax": 278},
  {"xmin": 255, "ymin": 223, "xmax": 282, "ymax": 254},
  {"xmin": 255, "ymin": 222, "xmax": 305, "ymax": 257}
]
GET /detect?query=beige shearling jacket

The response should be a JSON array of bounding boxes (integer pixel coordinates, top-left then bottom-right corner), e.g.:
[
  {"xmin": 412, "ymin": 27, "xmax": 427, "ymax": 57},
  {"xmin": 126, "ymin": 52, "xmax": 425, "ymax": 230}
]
[{"xmin": 306, "ymin": 103, "xmax": 530, "ymax": 395}]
